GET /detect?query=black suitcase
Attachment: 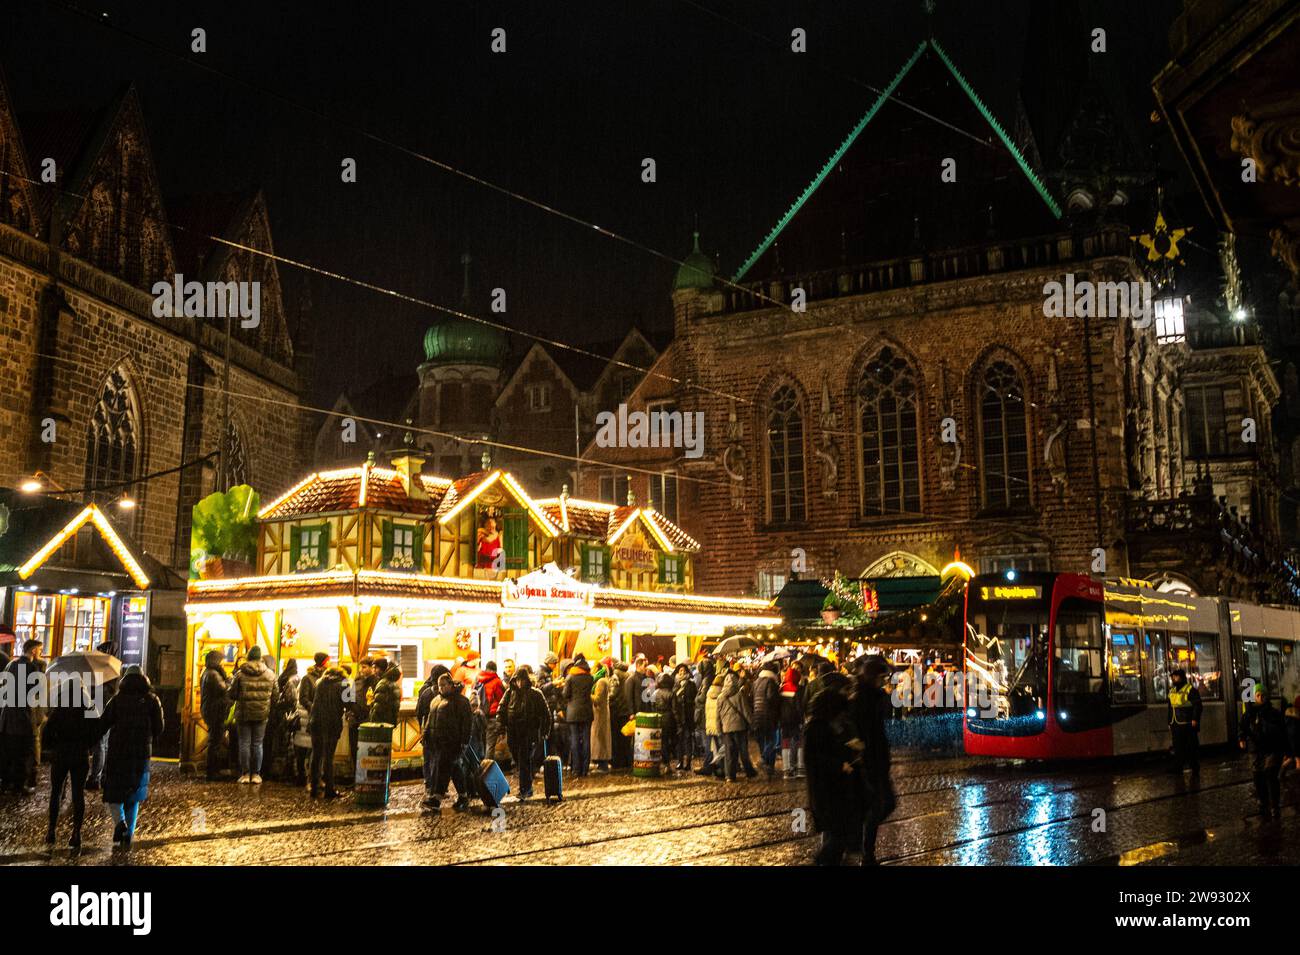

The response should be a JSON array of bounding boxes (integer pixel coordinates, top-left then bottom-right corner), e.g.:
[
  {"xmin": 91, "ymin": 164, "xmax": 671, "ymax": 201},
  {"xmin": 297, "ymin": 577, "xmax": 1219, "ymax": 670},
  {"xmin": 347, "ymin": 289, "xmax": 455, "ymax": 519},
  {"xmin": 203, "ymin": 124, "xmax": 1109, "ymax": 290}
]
[{"xmin": 543, "ymin": 742, "xmax": 563, "ymax": 803}]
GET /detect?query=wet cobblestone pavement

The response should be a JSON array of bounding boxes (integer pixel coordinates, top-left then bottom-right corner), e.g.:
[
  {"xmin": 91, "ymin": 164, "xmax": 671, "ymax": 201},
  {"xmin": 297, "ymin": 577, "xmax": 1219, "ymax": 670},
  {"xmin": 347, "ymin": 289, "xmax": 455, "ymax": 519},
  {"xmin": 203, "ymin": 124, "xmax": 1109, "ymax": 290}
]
[{"xmin": 1, "ymin": 748, "xmax": 1295, "ymax": 866}]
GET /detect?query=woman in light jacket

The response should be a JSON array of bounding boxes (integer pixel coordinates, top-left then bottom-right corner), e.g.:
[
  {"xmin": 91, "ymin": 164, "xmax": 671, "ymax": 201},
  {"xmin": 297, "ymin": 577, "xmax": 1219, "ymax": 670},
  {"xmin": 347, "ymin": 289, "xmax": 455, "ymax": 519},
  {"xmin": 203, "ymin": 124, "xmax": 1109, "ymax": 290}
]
[{"xmin": 590, "ymin": 663, "xmax": 612, "ymax": 772}]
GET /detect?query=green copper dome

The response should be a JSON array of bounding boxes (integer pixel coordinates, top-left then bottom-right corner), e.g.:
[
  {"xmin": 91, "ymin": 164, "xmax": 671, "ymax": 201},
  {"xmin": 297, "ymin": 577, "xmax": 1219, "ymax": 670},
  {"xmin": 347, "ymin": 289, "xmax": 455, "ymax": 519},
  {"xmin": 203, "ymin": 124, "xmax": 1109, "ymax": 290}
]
[
  {"xmin": 673, "ymin": 231, "xmax": 715, "ymax": 290},
  {"xmin": 422, "ymin": 318, "xmax": 509, "ymax": 366}
]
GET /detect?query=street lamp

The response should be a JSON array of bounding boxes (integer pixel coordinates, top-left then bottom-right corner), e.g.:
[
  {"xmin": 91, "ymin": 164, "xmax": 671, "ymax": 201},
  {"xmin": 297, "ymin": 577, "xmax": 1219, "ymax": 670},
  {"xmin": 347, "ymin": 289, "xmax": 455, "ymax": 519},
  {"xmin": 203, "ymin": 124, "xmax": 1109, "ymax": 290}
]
[{"xmin": 19, "ymin": 471, "xmax": 65, "ymax": 494}]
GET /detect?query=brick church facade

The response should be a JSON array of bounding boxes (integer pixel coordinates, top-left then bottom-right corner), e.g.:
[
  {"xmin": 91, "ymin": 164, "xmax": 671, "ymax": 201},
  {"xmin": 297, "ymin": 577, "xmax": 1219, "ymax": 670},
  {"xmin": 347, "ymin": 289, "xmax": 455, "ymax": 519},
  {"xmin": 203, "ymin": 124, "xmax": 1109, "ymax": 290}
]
[
  {"xmin": 578, "ymin": 35, "xmax": 1293, "ymax": 604},
  {"xmin": 0, "ymin": 67, "xmax": 311, "ymax": 571}
]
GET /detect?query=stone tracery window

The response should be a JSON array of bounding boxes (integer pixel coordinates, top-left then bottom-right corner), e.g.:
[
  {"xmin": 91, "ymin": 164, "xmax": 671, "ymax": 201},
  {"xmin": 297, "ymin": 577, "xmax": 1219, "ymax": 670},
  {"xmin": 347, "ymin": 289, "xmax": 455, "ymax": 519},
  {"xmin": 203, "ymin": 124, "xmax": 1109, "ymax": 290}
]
[
  {"xmin": 979, "ymin": 360, "xmax": 1030, "ymax": 510},
  {"xmin": 857, "ymin": 346, "xmax": 921, "ymax": 516},
  {"xmin": 765, "ymin": 383, "xmax": 806, "ymax": 523},
  {"xmin": 85, "ymin": 366, "xmax": 140, "ymax": 503}
]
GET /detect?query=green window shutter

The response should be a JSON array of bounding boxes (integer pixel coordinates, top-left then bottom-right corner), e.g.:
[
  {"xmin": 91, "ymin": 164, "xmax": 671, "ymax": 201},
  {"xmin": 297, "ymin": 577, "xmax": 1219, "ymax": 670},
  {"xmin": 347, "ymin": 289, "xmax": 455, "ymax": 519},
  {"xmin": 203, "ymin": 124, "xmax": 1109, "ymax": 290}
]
[
  {"xmin": 580, "ymin": 542, "xmax": 591, "ymax": 580},
  {"xmin": 318, "ymin": 523, "xmax": 331, "ymax": 568},
  {"xmin": 601, "ymin": 546, "xmax": 611, "ymax": 585},
  {"xmin": 413, "ymin": 523, "xmax": 425, "ymax": 573},
  {"xmin": 289, "ymin": 527, "xmax": 301, "ymax": 572},
  {"xmin": 657, "ymin": 552, "xmax": 666, "ymax": 584},
  {"xmin": 504, "ymin": 509, "xmax": 528, "ymax": 569},
  {"xmin": 381, "ymin": 520, "xmax": 394, "ymax": 567}
]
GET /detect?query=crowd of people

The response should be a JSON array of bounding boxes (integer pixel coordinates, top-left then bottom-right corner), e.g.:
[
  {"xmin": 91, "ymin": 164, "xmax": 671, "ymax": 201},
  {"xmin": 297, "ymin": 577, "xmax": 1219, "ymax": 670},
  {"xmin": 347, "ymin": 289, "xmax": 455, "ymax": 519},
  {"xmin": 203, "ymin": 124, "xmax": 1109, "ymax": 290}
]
[
  {"xmin": 0, "ymin": 637, "xmax": 165, "ymax": 851},
  {"xmin": 6, "ymin": 629, "xmax": 1299, "ymax": 862}
]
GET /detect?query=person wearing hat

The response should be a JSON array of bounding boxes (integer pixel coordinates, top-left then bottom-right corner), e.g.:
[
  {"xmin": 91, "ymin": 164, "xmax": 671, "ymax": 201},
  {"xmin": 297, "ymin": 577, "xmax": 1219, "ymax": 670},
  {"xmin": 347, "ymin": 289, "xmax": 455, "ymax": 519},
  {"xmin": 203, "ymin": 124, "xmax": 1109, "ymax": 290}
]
[
  {"xmin": 199, "ymin": 650, "xmax": 232, "ymax": 781},
  {"xmin": 849, "ymin": 655, "xmax": 894, "ymax": 864},
  {"xmin": 0, "ymin": 639, "xmax": 45, "ymax": 794},
  {"xmin": 1167, "ymin": 667, "xmax": 1202, "ymax": 776},
  {"xmin": 228, "ymin": 645, "xmax": 277, "ymax": 784},
  {"xmin": 590, "ymin": 662, "xmax": 613, "ymax": 773},
  {"xmin": 672, "ymin": 663, "xmax": 697, "ymax": 771}
]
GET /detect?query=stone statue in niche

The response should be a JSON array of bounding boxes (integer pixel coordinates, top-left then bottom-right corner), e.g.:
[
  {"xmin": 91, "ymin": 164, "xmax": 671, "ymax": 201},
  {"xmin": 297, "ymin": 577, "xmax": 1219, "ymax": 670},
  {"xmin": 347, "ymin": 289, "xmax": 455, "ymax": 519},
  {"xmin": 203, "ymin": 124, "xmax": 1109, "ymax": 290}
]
[
  {"xmin": 815, "ymin": 375, "xmax": 839, "ymax": 501},
  {"xmin": 1044, "ymin": 412, "xmax": 1069, "ymax": 492},
  {"xmin": 721, "ymin": 400, "xmax": 747, "ymax": 511},
  {"xmin": 938, "ymin": 438, "xmax": 961, "ymax": 492}
]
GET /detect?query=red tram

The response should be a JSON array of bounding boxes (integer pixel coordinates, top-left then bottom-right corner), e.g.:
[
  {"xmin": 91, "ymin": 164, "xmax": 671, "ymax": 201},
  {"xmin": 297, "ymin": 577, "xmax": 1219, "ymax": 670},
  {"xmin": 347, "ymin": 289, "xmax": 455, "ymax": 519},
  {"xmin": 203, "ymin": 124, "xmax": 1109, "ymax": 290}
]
[{"xmin": 960, "ymin": 571, "xmax": 1296, "ymax": 759}]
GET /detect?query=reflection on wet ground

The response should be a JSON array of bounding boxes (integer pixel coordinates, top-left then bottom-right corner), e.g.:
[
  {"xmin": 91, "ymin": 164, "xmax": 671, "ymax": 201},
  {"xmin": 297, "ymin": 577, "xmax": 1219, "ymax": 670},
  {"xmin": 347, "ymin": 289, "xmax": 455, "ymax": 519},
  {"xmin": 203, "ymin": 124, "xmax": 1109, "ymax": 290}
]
[{"xmin": 0, "ymin": 748, "xmax": 1293, "ymax": 866}]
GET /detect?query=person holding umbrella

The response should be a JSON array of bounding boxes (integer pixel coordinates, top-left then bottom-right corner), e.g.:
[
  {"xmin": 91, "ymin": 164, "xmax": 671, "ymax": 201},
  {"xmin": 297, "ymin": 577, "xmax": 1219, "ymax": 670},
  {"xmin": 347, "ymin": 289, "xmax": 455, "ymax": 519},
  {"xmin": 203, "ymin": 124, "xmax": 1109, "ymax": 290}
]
[
  {"xmin": 42, "ymin": 674, "xmax": 101, "ymax": 848},
  {"xmin": 47, "ymin": 645, "xmax": 122, "ymax": 792}
]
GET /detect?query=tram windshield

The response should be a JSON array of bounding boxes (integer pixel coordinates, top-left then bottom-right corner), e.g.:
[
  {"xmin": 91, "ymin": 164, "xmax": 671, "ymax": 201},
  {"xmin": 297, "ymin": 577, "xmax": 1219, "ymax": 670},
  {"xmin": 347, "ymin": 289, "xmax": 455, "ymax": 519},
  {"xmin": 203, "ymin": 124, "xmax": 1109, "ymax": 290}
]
[{"xmin": 965, "ymin": 604, "xmax": 1049, "ymax": 725}]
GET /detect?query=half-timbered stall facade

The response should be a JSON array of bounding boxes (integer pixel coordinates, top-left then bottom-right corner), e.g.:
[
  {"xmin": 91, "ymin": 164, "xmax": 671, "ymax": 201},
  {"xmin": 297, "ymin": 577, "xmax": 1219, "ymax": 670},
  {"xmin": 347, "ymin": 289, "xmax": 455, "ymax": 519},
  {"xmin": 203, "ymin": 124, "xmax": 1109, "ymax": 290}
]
[{"xmin": 180, "ymin": 453, "xmax": 777, "ymax": 769}]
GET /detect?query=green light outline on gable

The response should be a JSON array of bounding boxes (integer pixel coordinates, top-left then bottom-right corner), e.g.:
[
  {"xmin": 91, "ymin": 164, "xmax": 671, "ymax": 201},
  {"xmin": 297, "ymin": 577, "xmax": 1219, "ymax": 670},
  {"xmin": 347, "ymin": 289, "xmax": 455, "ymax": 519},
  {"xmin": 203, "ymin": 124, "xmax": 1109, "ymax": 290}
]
[
  {"xmin": 732, "ymin": 41, "xmax": 927, "ymax": 282},
  {"xmin": 732, "ymin": 37, "xmax": 1061, "ymax": 284},
  {"xmin": 927, "ymin": 38, "xmax": 1062, "ymax": 220}
]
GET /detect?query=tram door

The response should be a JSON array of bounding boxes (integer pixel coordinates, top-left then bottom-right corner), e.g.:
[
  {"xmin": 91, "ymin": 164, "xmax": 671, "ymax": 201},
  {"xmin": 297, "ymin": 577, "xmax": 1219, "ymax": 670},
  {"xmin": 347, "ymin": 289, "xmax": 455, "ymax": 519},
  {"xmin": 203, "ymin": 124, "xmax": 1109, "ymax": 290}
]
[{"xmin": 1142, "ymin": 630, "xmax": 1171, "ymax": 750}]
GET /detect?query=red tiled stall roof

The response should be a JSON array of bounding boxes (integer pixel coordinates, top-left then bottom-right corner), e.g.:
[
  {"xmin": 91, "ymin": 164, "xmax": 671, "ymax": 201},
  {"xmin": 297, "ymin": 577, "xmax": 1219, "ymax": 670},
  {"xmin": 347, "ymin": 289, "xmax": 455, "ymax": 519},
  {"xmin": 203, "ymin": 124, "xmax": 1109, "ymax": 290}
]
[
  {"xmin": 260, "ymin": 465, "xmax": 454, "ymax": 519},
  {"xmin": 535, "ymin": 498, "xmax": 700, "ymax": 552}
]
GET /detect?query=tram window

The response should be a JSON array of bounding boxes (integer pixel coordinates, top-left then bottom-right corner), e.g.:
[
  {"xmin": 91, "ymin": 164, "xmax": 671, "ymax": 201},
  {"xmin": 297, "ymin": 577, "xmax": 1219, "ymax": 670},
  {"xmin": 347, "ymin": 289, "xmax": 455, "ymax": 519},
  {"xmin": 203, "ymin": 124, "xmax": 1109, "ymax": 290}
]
[
  {"xmin": 1190, "ymin": 632, "xmax": 1221, "ymax": 700},
  {"xmin": 1264, "ymin": 643, "xmax": 1283, "ymax": 703},
  {"xmin": 968, "ymin": 609, "xmax": 1048, "ymax": 718},
  {"xmin": 1144, "ymin": 631, "xmax": 1168, "ymax": 702},
  {"xmin": 1242, "ymin": 640, "xmax": 1264, "ymax": 700},
  {"xmin": 1055, "ymin": 603, "xmax": 1107, "ymax": 729},
  {"xmin": 1108, "ymin": 632, "xmax": 1143, "ymax": 704}
]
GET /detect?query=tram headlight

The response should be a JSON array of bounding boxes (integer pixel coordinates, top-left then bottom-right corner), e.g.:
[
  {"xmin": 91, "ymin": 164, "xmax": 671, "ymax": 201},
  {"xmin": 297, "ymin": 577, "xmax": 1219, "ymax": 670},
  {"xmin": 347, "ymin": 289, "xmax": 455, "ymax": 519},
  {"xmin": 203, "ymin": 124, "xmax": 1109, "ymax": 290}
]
[
  {"xmin": 1059, "ymin": 711, "xmax": 1068, "ymax": 721},
  {"xmin": 1035, "ymin": 709, "xmax": 1045, "ymax": 720},
  {"xmin": 966, "ymin": 707, "xmax": 978, "ymax": 718},
  {"xmin": 1005, "ymin": 568, "xmax": 1017, "ymax": 582}
]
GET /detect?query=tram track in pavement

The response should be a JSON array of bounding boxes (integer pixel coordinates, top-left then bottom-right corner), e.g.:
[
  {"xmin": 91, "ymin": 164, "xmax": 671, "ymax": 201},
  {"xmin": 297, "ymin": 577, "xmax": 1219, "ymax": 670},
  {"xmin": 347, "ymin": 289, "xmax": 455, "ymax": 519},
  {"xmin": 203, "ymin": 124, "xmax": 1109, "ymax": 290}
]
[
  {"xmin": 3, "ymin": 757, "xmax": 1263, "ymax": 866},
  {"xmin": 166, "ymin": 759, "xmax": 1259, "ymax": 866}
]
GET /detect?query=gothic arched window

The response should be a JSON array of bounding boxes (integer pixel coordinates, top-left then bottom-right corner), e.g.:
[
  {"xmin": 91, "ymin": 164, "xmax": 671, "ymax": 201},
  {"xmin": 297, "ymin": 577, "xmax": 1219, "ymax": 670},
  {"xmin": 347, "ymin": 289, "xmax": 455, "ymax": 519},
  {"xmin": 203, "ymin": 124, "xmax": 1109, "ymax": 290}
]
[
  {"xmin": 85, "ymin": 366, "xmax": 140, "ymax": 503},
  {"xmin": 857, "ymin": 347, "xmax": 921, "ymax": 516},
  {"xmin": 979, "ymin": 361, "xmax": 1030, "ymax": 510},
  {"xmin": 224, "ymin": 421, "xmax": 250, "ymax": 489},
  {"xmin": 765, "ymin": 384, "xmax": 806, "ymax": 523}
]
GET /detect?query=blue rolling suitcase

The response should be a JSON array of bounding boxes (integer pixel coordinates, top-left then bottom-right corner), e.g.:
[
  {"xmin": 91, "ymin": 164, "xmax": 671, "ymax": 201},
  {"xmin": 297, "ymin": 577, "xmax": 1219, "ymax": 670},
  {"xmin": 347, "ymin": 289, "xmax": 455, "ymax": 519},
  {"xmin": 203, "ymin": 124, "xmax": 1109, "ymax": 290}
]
[
  {"xmin": 477, "ymin": 758, "xmax": 510, "ymax": 809},
  {"xmin": 543, "ymin": 742, "xmax": 563, "ymax": 803}
]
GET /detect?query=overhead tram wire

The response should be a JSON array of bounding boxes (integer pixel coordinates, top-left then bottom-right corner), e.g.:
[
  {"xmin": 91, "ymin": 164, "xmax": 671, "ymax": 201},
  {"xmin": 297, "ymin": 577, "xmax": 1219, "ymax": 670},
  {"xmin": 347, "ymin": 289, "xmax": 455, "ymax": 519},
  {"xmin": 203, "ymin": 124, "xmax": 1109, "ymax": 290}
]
[
  {"xmin": 44, "ymin": 0, "xmax": 798, "ymax": 326},
  {"xmin": 27, "ymin": 344, "xmax": 1054, "ymax": 533},
  {"xmin": 22, "ymin": 451, "xmax": 218, "ymax": 498},
  {"xmin": 0, "ymin": 163, "xmax": 751, "ymax": 408}
]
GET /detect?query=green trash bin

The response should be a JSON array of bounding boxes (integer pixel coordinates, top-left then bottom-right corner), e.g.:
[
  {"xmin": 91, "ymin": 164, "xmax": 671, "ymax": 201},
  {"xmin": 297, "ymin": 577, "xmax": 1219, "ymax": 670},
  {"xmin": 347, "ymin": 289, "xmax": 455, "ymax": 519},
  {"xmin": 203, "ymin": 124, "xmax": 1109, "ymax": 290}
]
[
  {"xmin": 632, "ymin": 712, "xmax": 662, "ymax": 778},
  {"xmin": 354, "ymin": 722, "xmax": 394, "ymax": 807}
]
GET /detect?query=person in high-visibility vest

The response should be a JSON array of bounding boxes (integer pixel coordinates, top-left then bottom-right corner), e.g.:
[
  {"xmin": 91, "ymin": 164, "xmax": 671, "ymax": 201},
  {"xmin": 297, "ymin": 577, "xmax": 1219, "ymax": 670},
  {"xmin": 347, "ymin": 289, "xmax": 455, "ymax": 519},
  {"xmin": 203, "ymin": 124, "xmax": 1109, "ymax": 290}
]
[{"xmin": 1166, "ymin": 668, "xmax": 1202, "ymax": 775}]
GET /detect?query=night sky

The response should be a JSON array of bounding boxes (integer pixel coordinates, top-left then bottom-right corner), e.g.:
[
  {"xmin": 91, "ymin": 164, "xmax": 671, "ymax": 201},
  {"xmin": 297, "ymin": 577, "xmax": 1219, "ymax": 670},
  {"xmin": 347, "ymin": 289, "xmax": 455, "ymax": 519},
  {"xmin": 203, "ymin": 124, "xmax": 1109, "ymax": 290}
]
[{"xmin": 5, "ymin": 0, "xmax": 1183, "ymax": 409}]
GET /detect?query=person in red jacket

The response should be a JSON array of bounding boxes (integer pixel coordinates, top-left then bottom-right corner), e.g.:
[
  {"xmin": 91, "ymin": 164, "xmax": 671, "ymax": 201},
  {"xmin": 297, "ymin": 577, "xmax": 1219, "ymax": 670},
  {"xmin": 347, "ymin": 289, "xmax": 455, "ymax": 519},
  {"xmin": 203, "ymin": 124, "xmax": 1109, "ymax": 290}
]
[{"xmin": 477, "ymin": 662, "xmax": 507, "ymax": 767}]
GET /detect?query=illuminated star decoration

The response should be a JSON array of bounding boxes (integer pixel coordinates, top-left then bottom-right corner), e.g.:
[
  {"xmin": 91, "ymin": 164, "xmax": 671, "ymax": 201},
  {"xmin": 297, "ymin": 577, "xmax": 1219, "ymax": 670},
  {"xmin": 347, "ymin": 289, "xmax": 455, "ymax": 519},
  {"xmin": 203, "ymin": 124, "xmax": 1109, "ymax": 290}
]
[{"xmin": 1132, "ymin": 212, "xmax": 1190, "ymax": 264}]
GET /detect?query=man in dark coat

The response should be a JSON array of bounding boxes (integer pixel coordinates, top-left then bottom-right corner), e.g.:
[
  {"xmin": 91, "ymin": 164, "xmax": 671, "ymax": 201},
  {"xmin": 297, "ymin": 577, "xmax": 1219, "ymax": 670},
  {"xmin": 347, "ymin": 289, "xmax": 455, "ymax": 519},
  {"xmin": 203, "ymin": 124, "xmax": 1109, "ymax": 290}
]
[
  {"xmin": 1239, "ymin": 694, "xmax": 1288, "ymax": 819},
  {"xmin": 199, "ymin": 650, "xmax": 231, "ymax": 781},
  {"xmin": 42, "ymin": 677, "xmax": 101, "ymax": 848},
  {"xmin": 422, "ymin": 673, "xmax": 471, "ymax": 810},
  {"xmin": 1167, "ymin": 668, "xmax": 1203, "ymax": 775},
  {"xmin": 804, "ymin": 672, "xmax": 864, "ymax": 865},
  {"xmin": 752, "ymin": 661, "xmax": 781, "ymax": 775},
  {"xmin": 0, "ymin": 639, "xmax": 45, "ymax": 794},
  {"xmin": 850, "ymin": 656, "xmax": 895, "ymax": 865},
  {"xmin": 503, "ymin": 669, "xmax": 552, "ymax": 799},
  {"xmin": 562, "ymin": 656, "xmax": 595, "ymax": 777},
  {"xmin": 369, "ymin": 664, "xmax": 403, "ymax": 725},
  {"xmin": 306, "ymin": 665, "xmax": 350, "ymax": 799}
]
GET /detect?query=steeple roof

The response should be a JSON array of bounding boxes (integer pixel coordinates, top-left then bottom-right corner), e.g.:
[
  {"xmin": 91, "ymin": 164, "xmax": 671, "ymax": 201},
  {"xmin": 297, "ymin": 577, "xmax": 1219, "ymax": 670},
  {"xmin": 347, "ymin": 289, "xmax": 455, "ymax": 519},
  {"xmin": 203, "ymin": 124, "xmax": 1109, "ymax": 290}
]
[{"xmin": 733, "ymin": 38, "xmax": 1061, "ymax": 283}]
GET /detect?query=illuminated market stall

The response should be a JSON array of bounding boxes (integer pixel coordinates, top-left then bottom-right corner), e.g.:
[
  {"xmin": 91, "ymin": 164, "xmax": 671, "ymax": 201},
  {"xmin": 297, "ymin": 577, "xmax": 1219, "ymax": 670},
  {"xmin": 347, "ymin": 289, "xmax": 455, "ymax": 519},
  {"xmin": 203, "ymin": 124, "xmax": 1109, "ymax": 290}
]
[{"xmin": 181, "ymin": 453, "xmax": 779, "ymax": 769}]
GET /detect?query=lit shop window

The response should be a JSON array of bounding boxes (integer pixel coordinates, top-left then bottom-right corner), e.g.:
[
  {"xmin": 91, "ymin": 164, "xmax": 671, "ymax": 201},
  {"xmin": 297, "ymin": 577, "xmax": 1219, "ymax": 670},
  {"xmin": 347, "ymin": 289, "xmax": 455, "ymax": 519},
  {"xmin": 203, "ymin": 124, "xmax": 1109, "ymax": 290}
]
[
  {"xmin": 62, "ymin": 596, "xmax": 110, "ymax": 652},
  {"xmin": 1154, "ymin": 297, "xmax": 1185, "ymax": 344},
  {"xmin": 13, "ymin": 593, "xmax": 57, "ymax": 655},
  {"xmin": 582, "ymin": 544, "xmax": 610, "ymax": 585},
  {"xmin": 383, "ymin": 521, "xmax": 421, "ymax": 571}
]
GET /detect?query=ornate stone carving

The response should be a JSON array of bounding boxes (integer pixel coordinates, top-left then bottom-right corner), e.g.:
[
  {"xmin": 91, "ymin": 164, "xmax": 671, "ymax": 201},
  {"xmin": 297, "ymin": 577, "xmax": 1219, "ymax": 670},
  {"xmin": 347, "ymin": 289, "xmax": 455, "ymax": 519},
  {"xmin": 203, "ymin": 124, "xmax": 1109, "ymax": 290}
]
[
  {"xmin": 720, "ymin": 400, "xmax": 747, "ymax": 511},
  {"xmin": 814, "ymin": 374, "xmax": 839, "ymax": 501},
  {"xmin": 1230, "ymin": 101, "xmax": 1300, "ymax": 187}
]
